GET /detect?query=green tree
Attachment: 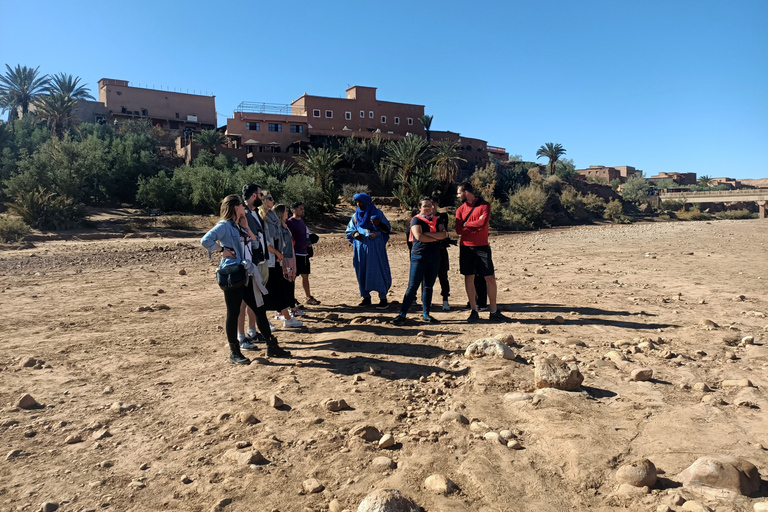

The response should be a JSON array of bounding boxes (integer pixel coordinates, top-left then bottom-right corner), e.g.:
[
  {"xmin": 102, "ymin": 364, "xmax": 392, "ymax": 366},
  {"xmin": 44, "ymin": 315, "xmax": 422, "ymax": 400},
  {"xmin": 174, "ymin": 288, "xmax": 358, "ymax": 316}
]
[
  {"xmin": 429, "ymin": 139, "xmax": 465, "ymax": 184},
  {"xmin": 384, "ymin": 135, "xmax": 428, "ymax": 186},
  {"xmin": 194, "ymin": 129, "xmax": 226, "ymax": 154},
  {"xmin": 295, "ymin": 146, "xmax": 342, "ymax": 211},
  {"xmin": 418, "ymin": 114, "xmax": 433, "ymax": 142},
  {"xmin": 609, "ymin": 178, "xmax": 621, "ymax": 191},
  {"xmin": 0, "ymin": 64, "xmax": 50, "ymax": 121},
  {"xmin": 697, "ymin": 175, "xmax": 713, "ymax": 187},
  {"xmin": 535, "ymin": 142, "xmax": 566, "ymax": 178},
  {"xmin": 48, "ymin": 73, "xmax": 94, "ymax": 101},
  {"xmin": 553, "ymin": 157, "xmax": 577, "ymax": 182},
  {"xmin": 620, "ymin": 173, "xmax": 649, "ymax": 203},
  {"xmin": 33, "ymin": 92, "xmax": 81, "ymax": 140}
]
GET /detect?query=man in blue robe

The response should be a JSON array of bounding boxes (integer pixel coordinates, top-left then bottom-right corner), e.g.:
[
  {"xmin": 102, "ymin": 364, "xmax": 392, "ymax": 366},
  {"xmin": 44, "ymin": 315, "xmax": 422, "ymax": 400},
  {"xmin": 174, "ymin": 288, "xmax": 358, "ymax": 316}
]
[{"xmin": 345, "ymin": 193, "xmax": 392, "ymax": 309}]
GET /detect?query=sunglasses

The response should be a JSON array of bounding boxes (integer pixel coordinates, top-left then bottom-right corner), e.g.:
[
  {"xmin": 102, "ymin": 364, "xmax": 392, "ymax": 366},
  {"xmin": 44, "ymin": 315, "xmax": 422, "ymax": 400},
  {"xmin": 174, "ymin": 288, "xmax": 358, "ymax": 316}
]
[{"xmin": 266, "ymin": 196, "xmax": 274, "ymax": 201}]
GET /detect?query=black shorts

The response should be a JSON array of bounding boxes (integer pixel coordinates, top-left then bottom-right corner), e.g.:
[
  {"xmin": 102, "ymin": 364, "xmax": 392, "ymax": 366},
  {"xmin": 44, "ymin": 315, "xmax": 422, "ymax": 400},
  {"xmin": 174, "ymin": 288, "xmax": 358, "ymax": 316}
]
[
  {"xmin": 296, "ymin": 254, "xmax": 311, "ymax": 275},
  {"xmin": 459, "ymin": 245, "xmax": 495, "ymax": 276}
]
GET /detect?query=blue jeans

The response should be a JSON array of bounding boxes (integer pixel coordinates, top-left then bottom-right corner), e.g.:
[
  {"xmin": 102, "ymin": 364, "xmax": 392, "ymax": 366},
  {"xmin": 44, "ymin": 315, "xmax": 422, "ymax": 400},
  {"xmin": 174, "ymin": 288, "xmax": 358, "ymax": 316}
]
[{"xmin": 399, "ymin": 252, "xmax": 440, "ymax": 317}]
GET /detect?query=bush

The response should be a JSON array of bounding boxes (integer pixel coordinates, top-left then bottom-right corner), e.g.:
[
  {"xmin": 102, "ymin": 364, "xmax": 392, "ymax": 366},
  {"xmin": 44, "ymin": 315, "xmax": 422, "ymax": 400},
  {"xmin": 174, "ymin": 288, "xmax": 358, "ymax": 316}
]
[
  {"xmin": 163, "ymin": 215, "xmax": 194, "ymax": 229},
  {"xmin": 0, "ymin": 215, "xmax": 31, "ymax": 242},
  {"xmin": 660, "ymin": 199, "xmax": 685, "ymax": 211},
  {"xmin": 281, "ymin": 174, "xmax": 328, "ymax": 220},
  {"xmin": 582, "ymin": 193, "xmax": 606, "ymax": 216},
  {"xmin": 715, "ymin": 209, "xmax": 755, "ymax": 220},
  {"xmin": 621, "ymin": 174, "xmax": 649, "ymax": 203},
  {"xmin": 5, "ymin": 187, "xmax": 86, "ymax": 230},
  {"xmin": 604, "ymin": 199, "xmax": 628, "ymax": 223},
  {"xmin": 677, "ymin": 207, "xmax": 711, "ymax": 221},
  {"xmin": 504, "ymin": 184, "xmax": 548, "ymax": 229},
  {"xmin": 136, "ymin": 171, "xmax": 185, "ymax": 212},
  {"xmin": 342, "ymin": 183, "xmax": 370, "ymax": 205},
  {"xmin": 123, "ymin": 217, "xmax": 155, "ymax": 233},
  {"xmin": 470, "ymin": 163, "xmax": 497, "ymax": 201},
  {"xmin": 559, "ymin": 187, "xmax": 591, "ymax": 221}
]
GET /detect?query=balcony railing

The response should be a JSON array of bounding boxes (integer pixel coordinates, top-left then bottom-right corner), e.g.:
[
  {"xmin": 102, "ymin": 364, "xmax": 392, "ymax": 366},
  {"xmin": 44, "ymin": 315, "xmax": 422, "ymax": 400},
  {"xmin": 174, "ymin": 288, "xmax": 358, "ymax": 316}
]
[{"xmin": 235, "ymin": 101, "xmax": 305, "ymax": 116}]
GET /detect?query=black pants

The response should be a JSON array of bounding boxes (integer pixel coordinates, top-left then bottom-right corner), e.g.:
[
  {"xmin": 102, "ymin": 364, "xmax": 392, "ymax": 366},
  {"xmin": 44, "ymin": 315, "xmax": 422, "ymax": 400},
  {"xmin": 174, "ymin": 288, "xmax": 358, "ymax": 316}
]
[
  {"xmin": 223, "ymin": 282, "xmax": 272, "ymax": 353},
  {"xmin": 475, "ymin": 274, "xmax": 488, "ymax": 308},
  {"xmin": 438, "ymin": 247, "xmax": 450, "ymax": 300}
]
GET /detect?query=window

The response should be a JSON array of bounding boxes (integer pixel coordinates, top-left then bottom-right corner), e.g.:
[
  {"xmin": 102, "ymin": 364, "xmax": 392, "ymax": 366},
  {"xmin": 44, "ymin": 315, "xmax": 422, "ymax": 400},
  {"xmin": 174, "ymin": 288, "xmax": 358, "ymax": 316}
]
[
  {"xmin": 407, "ymin": 117, "xmax": 413, "ymax": 125},
  {"xmin": 325, "ymin": 110, "xmax": 333, "ymax": 118},
  {"xmin": 141, "ymin": 108, "xmax": 148, "ymax": 116},
  {"xmin": 369, "ymin": 111, "xmax": 374, "ymax": 118},
  {"xmin": 313, "ymin": 109, "xmax": 320, "ymax": 117},
  {"xmin": 345, "ymin": 111, "xmax": 351, "ymax": 120},
  {"xmin": 394, "ymin": 117, "xmax": 400, "ymax": 125},
  {"xmin": 120, "ymin": 106, "xmax": 127, "ymax": 113},
  {"xmin": 169, "ymin": 121, "xmax": 180, "ymax": 129},
  {"xmin": 381, "ymin": 116, "xmax": 386, "ymax": 123},
  {"xmin": 268, "ymin": 123, "xmax": 282, "ymax": 132},
  {"xmin": 360, "ymin": 110, "xmax": 365, "ymax": 118},
  {"xmin": 176, "ymin": 112, "xmax": 180, "ymax": 119},
  {"xmin": 94, "ymin": 115, "xmax": 106, "ymax": 124},
  {"xmin": 290, "ymin": 125, "xmax": 303, "ymax": 133},
  {"xmin": 246, "ymin": 122, "xmax": 260, "ymax": 131}
]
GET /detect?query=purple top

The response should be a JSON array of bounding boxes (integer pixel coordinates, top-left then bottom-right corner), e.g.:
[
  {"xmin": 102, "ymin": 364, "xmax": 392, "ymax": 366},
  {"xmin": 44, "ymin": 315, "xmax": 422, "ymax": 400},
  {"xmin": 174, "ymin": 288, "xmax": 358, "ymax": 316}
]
[{"xmin": 286, "ymin": 217, "xmax": 308, "ymax": 255}]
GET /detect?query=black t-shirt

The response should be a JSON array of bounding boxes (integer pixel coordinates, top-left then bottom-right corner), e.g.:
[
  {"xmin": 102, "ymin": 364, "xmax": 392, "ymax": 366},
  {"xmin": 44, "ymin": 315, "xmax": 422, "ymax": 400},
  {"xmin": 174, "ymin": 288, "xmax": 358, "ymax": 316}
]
[{"xmin": 410, "ymin": 215, "xmax": 445, "ymax": 257}]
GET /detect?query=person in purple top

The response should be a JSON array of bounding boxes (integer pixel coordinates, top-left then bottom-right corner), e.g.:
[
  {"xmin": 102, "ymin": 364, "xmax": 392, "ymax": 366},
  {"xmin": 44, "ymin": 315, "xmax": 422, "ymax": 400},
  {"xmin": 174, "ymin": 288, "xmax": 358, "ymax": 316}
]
[{"xmin": 286, "ymin": 202, "xmax": 320, "ymax": 306}]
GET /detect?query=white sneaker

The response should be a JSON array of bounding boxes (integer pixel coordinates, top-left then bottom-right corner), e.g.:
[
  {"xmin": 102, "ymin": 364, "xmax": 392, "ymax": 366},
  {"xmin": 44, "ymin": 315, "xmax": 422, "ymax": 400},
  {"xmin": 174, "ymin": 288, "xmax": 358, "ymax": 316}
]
[
  {"xmin": 283, "ymin": 317, "xmax": 303, "ymax": 328},
  {"xmin": 269, "ymin": 322, "xmax": 276, "ymax": 331},
  {"xmin": 274, "ymin": 313, "xmax": 285, "ymax": 321},
  {"xmin": 292, "ymin": 308, "xmax": 306, "ymax": 317}
]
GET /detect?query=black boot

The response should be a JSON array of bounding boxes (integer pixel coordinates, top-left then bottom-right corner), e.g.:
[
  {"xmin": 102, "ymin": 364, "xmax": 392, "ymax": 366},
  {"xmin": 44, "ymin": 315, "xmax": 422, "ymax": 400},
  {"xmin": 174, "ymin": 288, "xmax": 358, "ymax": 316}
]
[
  {"xmin": 228, "ymin": 345, "xmax": 251, "ymax": 365},
  {"xmin": 266, "ymin": 336, "xmax": 291, "ymax": 358}
]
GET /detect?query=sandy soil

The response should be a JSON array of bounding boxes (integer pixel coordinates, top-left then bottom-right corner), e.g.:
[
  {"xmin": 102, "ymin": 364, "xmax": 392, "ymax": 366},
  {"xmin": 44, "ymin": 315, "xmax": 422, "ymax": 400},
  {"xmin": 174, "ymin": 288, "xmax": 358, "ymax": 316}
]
[{"xmin": 1, "ymin": 218, "xmax": 767, "ymax": 512}]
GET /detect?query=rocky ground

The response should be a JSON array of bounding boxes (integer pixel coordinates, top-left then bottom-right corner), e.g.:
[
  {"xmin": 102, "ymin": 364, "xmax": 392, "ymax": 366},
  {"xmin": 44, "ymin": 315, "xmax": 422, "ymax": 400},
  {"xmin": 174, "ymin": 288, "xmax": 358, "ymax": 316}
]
[{"xmin": 1, "ymin": 218, "xmax": 767, "ymax": 512}]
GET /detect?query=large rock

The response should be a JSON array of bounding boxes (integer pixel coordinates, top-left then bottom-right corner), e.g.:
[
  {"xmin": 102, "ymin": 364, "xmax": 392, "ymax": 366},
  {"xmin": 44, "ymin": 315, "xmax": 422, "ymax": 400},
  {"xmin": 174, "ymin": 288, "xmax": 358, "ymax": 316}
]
[
  {"xmin": 324, "ymin": 398, "xmax": 349, "ymax": 412},
  {"xmin": 227, "ymin": 449, "xmax": 267, "ymax": 466},
  {"xmin": 17, "ymin": 394, "xmax": 40, "ymax": 410},
  {"xmin": 616, "ymin": 459, "xmax": 657, "ymax": 487},
  {"xmin": 439, "ymin": 411, "xmax": 469, "ymax": 425},
  {"xmin": 371, "ymin": 456, "xmax": 397, "ymax": 472},
  {"xmin": 678, "ymin": 455, "xmax": 760, "ymax": 496},
  {"xmin": 357, "ymin": 489, "xmax": 420, "ymax": 512},
  {"xmin": 424, "ymin": 474, "xmax": 458, "ymax": 494},
  {"xmin": 534, "ymin": 355, "xmax": 584, "ymax": 391},
  {"xmin": 465, "ymin": 338, "xmax": 514, "ymax": 360},
  {"xmin": 349, "ymin": 424, "xmax": 382, "ymax": 442}
]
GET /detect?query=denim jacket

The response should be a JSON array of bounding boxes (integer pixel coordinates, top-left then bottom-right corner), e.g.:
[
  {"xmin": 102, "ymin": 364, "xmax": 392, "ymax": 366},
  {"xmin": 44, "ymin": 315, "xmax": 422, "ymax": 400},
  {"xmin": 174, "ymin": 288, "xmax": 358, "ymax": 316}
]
[
  {"xmin": 200, "ymin": 220, "xmax": 246, "ymax": 271},
  {"xmin": 276, "ymin": 225, "xmax": 294, "ymax": 259}
]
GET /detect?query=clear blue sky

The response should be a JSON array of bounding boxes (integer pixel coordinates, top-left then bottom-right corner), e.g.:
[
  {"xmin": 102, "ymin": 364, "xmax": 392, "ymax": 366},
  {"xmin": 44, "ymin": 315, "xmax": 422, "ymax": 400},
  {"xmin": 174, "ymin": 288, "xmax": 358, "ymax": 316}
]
[{"xmin": 2, "ymin": 0, "xmax": 766, "ymax": 179}]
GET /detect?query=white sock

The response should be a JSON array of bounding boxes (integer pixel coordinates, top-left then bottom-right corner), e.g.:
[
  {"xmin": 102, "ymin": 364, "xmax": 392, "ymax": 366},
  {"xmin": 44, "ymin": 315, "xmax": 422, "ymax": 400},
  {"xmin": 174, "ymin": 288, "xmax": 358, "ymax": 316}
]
[
  {"xmin": 443, "ymin": 300, "xmax": 449, "ymax": 307},
  {"xmin": 237, "ymin": 332, "xmax": 246, "ymax": 342},
  {"xmin": 247, "ymin": 328, "xmax": 257, "ymax": 338}
]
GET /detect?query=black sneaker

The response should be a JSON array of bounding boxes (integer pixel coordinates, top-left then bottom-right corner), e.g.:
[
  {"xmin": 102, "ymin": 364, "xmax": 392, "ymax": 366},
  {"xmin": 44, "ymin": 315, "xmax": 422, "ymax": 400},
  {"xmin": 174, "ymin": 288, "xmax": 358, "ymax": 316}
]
[
  {"xmin": 489, "ymin": 310, "xmax": 509, "ymax": 322},
  {"xmin": 422, "ymin": 314, "xmax": 440, "ymax": 324},
  {"xmin": 467, "ymin": 310, "xmax": 480, "ymax": 323},
  {"xmin": 306, "ymin": 296, "xmax": 321, "ymax": 306},
  {"xmin": 390, "ymin": 315, "xmax": 406, "ymax": 326},
  {"xmin": 247, "ymin": 332, "xmax": 266, "ymax": 343},
  {"xmin": 375, "ymin": 299, "xmax": 389, "ymax": 310},
  {"xmin": 229, "ymin": 352, "xmax": 251, "ymax": 365},
  {"xmin": 358, "ymin": 297, "xmax": 372, "ymax": 307},
  {"xmin": 266, "ymin": 345, "xmax": 292, "ymax": 358}
]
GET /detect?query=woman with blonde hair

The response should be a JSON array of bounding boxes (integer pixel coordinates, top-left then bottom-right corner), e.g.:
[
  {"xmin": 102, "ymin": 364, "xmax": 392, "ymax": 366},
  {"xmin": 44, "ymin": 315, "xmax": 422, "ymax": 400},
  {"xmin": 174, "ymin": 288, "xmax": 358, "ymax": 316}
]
[
  {"xmin": 272, "ymin": 203, "xmax": 302, "ymax": 327},
  {"xmin": 201, "ymin": 194, "xmax": 291, "ymax": 364}
]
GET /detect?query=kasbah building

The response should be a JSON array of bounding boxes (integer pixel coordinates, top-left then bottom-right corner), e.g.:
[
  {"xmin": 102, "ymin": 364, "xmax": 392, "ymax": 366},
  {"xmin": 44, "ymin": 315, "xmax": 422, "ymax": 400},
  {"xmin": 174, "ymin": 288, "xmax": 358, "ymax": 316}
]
[{"xmin": 80, "ymin": 79, "xmax": 509, "ymax": 168}]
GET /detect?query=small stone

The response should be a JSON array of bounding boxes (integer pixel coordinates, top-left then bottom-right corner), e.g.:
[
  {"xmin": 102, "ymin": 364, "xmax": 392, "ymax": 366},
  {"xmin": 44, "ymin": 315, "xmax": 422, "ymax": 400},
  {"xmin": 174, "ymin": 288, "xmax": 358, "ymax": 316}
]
[
  {"xmin": 17, "ymin": 394, "xmax": 39, "ymax": 409},
  {"xmin": 110, "ymin": 402, "xmax": 136, "ymax": 413},
  {"xmin": 65, "ymin": 434, "xmax": 83, "ymax": 444},
  {"xmin": 483, "ymin": 432, "xmax": 505, "ymax": 445},
  {"xmin": 615, "ymin": 483, "xmax": 649, "ymax": 496},
  {"xmin": 356, "ymin": 489, "xmax": 420, "ymax": 512},
  {"xmin": 681, "ymin": 501, "xmax": 712, "ymax": 512},
  {"xmin": 604, "ymin": 351, "xmax": 627, "ymax": 364},
  {"xmin": 181, "ymin": 474, "xmax": 192, "ymax": 484},
  {"xmin": 349, "ymin": 424, "xmax": 381, "ymax": 442},
  {"xmin": 440, "ymin": 411, "xmax": 469, "ymax": 424},
  {"xmin": 139, "ymin": 463, "xmax": 149, "ymax": 470},
  {"xmin": 365, "ymin": 363, "xmax": 381, "ymax": 374},
  {"xmin": 235, "ymin": 441, "xmax": 251, "ymax": 449},
  {"xmin": 678, "ymin": 455, "xmax": 760, "ymax": 496},
  {"xmin": 493, "ymin": 333, "xmax": 515, "ymax": 345},
  {"xmin": 553, "ymin": 315, "xmax": 565, "ymax": 324},
  {"xmin": 178, "ymin": 269, "xmax": 187, "ymax": 275},
  {"xmin": 212, "ymin": 497, "xmax": 232, "ymax": 511},
  {"xmin": 616, "ymin": 459, "xmax": 657, "ymax": 487},
  {"xmin": 269, "ymin": 395, "xmax": 284, "ymax": 408},
  {"xmin": 754, "ymin": 502, "xmax": 768, "ymax": 512},
  {"xmin": 155, "ymin": 304, "xmax": 170, "ymax": 310},
  {"xmin": 6, "ymin": 449, "xmax": 24, "ymax": 460},
  {"xmin": 237, "ymin": 412, "xmax": 259, "ymax": 424},
  {"xmin": 424, "ymin": 474, "xmax": 458, "ymax": 494},
  {"xmin": 499, "ymin": 430, "xmax": 514, "ymax": 440},
  {"xmin": 657, "ymin": 506, "xmax": 672, "ymax": 512},
  {"xmin": 507, "ymin": 440, "xmax": 522, "ymax": 450},
  {"xmin": 328, "ymin": 499, "xmax": 342, "ymax": 512},
  {"xmin": 741, "ymin": 336, "xmax": 755, "ymax": 346},
  {"xmin": 722, "ymin": 379, "xmax": 753, "ymax": 388},
  {"xmin": 693, "ymin": 382, "xmax": 711, "ymax": 392},
  {"xmin": 371, "ymin": 456, "xmax": 396, "ymax": 472},
  {"xmin": 92, "ymin": 429, "xmax": 111, "ymax": 440},
  {"xmin": 631, "ymin": 368, "xmax": 654, "ymax": 381},
  {"xmin": 667, "ymin": 494, "xmax": 685, "ymax": 506},
  {"xmin": 323, "ymin": 398, "xmax": 349, "ymax": 412},
  {"xmin": 303, "ymin": 478, "xmax": 324, "ymax": 493},
  {"xmin": 504, "ymin": 392, "xmax": 533, "ymax": 403},
  {"xmin": 21, "ymin": 358, "xmax": 37, "ymax": 368},
  {"xmin": 102, "ymin": 386, "xmax": 114, "ymax": 394},
  {"xmin": 40, "ymin": 502, "xmax": 59, "ymax": 512},
  {"xmin": 378, "ymin": 434, "xmax": 395, "ymax": 449},
  {"xmin": 465, "ymin": 338, "xmax": 515, "ymax": 360},
  {"xmin": 534, "ymin": 326, "xmax": 548, "ymax": 334},
  {"xmin": 228, "ymin": 449, "xmax": 267, "ymax": 466},
  {"xmin": 534, "ymin": 355, "xmax": 584, "ymax": 391},
  {"xmin": 700, "ymin": 319, "xmax": 718, "ymax": 330}
]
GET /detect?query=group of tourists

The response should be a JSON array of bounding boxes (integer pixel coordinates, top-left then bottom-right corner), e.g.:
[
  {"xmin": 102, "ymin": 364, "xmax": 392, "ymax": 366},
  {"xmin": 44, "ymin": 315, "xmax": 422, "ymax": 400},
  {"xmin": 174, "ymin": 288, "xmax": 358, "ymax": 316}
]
[
  {"xmin": 200, "ymin": 184, "xmax": 319, "ymax": 365},
  {"xmin": 202, "ymin": 181, "xmax": 506, "ymax": 365}
]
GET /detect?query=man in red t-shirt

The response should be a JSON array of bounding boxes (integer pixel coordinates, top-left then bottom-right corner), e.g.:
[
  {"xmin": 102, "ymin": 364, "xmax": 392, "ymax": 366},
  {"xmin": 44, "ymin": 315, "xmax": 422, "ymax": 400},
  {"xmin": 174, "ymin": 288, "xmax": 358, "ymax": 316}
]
[{"xmin": 455, "ymin": 182, "xmax": 509, "ymax": 323}]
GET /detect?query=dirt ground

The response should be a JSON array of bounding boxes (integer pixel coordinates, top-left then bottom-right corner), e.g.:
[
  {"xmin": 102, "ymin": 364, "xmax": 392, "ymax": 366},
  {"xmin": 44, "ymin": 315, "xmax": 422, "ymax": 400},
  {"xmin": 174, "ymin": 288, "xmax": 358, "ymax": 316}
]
[{"xmin": 1, "ymin": 217, "xmax": 767, "ymax": 512}]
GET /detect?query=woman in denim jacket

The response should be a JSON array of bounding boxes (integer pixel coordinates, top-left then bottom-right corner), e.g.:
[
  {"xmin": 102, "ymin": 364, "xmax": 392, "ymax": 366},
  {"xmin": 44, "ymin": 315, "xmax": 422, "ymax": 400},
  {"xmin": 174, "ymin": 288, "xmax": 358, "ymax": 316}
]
[{"xmin": 201, "ymin": 194, "xmax": 291, "ymax": 364}]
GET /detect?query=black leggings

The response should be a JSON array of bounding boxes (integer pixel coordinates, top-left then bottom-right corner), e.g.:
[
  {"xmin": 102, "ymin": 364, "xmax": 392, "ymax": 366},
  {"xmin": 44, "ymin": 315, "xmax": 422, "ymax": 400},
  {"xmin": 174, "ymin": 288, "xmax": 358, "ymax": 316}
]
[{"xmin": 223, "ymin": 282, "xmax": 272, "ymax": 351}]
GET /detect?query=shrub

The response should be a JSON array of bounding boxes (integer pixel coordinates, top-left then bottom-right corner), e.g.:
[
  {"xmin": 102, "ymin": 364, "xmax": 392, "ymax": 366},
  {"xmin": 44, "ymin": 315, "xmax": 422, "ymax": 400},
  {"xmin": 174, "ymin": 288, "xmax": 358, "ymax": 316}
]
[
  {"xmin": 660, "ymin": 199, "xmax": 685, "ymax": 211},
  {"xmin": 582, "ymin": 193, "xmax": 606, "ymax": 216},
  {"xmin": 621, "ymin": 174, "xmax": 649, "ymax": 203},
  {"xmin": 6, "ymin": 187, "xmax": 86, "ymax": 230},
  {"xmin": 163, "ymin": 215, "xmax": 194, "ymax": 229},
  {"xmin": 677, "ymin": 207, "xmax": 711, "ymax": 221},
  {"xmin": 342, "ymin": 183, "xmax": 370, "ymax": 205},
  {"xmin": 505, "ymin": 184, "xmax": 548, "ymax": 229},
  {"xmin": 560, "ymin": 186, "xmax": 591, "ymax": 221},
  {"xmin": 604, "ymin": 199, "xmax": 628, "ymax": 223},
  {"xmin": 715, "ymin": 209, "xmax": 755, "ymax": 220},
  {"xmin": 282, "ymin": 174, "xmax": 328, "ymax": 220},
  {"xmin": 470, "ymin": 163, "xmax": 497, "ymax": 200},
  {"xmin": 0, "ymin": 215, "xmax": 31, "ymax": 242},
  {"xmin": 136, "ymin": 171, "xmax": 182, "ymax": 212},
  {"xmin": 586, "ymin": 176, "xmax": 607, "ymax": 185},
  {"xmin": 123, "ymin": 217, "xmax": 155, "ymax": 233}
]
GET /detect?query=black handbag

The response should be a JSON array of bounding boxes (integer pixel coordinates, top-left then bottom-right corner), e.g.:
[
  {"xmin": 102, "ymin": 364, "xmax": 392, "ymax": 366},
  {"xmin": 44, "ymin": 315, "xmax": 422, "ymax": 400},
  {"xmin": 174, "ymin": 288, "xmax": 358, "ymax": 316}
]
[{"xmin": 216, "ymin": 264, "xmax": 248, "ymax": 291}]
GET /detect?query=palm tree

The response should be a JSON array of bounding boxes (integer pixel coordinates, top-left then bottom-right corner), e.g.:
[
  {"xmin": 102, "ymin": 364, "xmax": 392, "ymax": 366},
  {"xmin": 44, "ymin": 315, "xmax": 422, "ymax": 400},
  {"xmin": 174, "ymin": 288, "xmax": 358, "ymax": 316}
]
[
  {"xmin": 384, "ymin": 135, "xmax": 428, "ymax": 185},
  {"xmin": 697, "ymin": 175, "xmax": 713, "ymax": 187},
  {"xmin": 295, "ymin": 146, "xmax": 342, "ymax": 193},
  {"xmin": 0, "ymin": 64, "xmax": 50, "ymax": 121},
  {"xmin": 535, "ymin": 142, "xmax": 566, "ymax": 178},
  {"xmin": 419, "ymin": 114, "xmax": 433, "ymax": 143},
  {"xmin": 48, "ymin": 73, "xmax": 95, "ymax": 101},
  {"xmin": 428, "ymin": 140, "xmax": 465, "ymax": 184},
  {"xmin": 33, "ymin": 92, "xmax": 81, "ymax": 139},
  {"xmin": 194, "ymin": 129, "xmax": 226, "ymax": 154}
]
